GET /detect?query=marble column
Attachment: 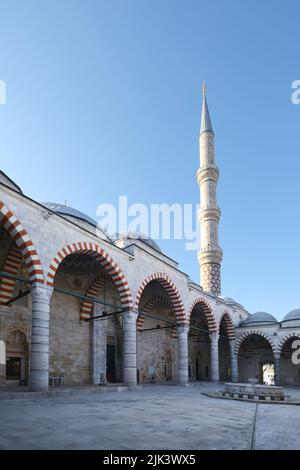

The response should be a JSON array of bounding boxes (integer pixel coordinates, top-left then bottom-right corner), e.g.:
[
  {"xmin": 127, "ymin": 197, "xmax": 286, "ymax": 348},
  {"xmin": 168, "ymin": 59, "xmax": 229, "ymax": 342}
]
[
  {"xmin": 91, "ymin": 303, "xmax": 107, "ymax": 385},
  {"xmin": 30, "ymin": 283, "xmax": 52, "ymax": 392},
  {"xmin": 123, "ymin": 311, "xmax": 138, "ymax": 387},
  {"xmin": 210, "ymin": 333, "xmax": 220, "ymax": 382},
  {"xmin": 229, "ymin": 339, "xmax": 238, "ymax": 383},
  {"xmin": 274, "ymin": 352, "xmax": 281, "ymax": 386},
  {"xmin": 177, "ymin": 325, "xmax": 189, "ymax": 385}
]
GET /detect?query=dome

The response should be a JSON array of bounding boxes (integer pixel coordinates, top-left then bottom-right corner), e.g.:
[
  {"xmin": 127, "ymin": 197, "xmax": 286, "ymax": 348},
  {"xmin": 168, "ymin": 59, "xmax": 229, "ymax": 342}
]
[
  {"xmin": 223, "ymin": 297, "xmax": 237, "ymax": 304},
  {"xmin": 43, "ymin": 202, "xmax": 98, "ymax": 227},
  {"xmin": 43, "ymin": 202, "xmax": 111, "ymax": 241},
  {"xmin": 240, "ymin": 311, "xmax": 278, "ymax": 325},
  {"xmin": 113, "ymin": 232, "xmax": 162, "ymax": 253},
  {"xmin": 282, "ymin": 309, "xmax": 300, "ymax": 322}
]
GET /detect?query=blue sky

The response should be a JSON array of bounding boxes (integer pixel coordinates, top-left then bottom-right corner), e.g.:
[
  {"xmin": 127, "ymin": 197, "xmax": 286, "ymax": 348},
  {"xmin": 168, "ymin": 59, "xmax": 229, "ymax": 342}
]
[{"xmin": 0, "ymin": 0, "xmax": 299, "ymax": 319}]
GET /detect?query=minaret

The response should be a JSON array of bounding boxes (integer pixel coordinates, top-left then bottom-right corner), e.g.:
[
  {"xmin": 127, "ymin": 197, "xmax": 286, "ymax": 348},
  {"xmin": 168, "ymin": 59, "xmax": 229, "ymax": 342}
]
[{"xmin": 197, "ymin": 82, "xmax": 223, "ymax": 296}]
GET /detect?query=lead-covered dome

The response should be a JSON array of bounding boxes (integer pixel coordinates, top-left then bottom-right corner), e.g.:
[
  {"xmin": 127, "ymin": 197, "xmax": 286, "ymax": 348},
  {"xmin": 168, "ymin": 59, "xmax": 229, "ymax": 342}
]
[
  {"xmin": 113, "ymin": 232, "xmax": 162, "ymax": 253},
  {"xmin": 282, "ymin": 309, "xmax": 300, "ymax": 322},
  {"xmin": 43, "ymin": 202, "xmax": 110, "ymax": 240},
  {"xmin": 240, "ymin": 311, "xmax": 278, "ymax": 325}
]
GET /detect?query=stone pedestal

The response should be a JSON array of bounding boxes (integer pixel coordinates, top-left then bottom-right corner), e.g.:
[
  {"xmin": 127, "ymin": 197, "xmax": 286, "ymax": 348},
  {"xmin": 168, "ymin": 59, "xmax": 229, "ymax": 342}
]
[
  {"xmin": 177, "ymin": 325, "xmax": 189, "ymax": 385},
  {"xmin": 210, "ymin": 333, "xmax": 219, "ymax": 382},
  {"xmin": 223, "ymin": 382, "xmax": 285, "ymax": 401},
  {"xmin": 123, "ymin": 311, "xmax": 138, "ymax": 387},
  {"xmin": 30, "ymin": 284, "xmax": 52, "ymax": 392}
]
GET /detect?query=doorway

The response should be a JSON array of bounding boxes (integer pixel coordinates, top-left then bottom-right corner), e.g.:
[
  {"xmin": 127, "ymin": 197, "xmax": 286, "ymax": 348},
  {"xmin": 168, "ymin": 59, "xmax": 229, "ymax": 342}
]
[{"xmin": 106, "ymin": 344, "xmax": 116, "ymax": 383}]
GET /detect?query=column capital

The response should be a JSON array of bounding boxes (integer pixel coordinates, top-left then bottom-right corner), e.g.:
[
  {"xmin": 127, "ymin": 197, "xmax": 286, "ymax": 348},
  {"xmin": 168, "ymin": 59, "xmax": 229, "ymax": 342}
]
[
  {"xmin": 209, "ymin": 332, "xmax": 220, "ymax": 342},
  {"xmin": 177, "ymin": 324, "xmax": 189, "ymax": 334},
  {"xmin": 31, "ymin": 282, "xmax": 53, "ymax": 299}
]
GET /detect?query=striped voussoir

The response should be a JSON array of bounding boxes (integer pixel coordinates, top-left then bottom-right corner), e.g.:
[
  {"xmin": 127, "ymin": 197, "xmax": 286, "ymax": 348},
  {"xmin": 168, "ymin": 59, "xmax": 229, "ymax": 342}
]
[
  {"xmin": 234, "ymin": 330, "xmax": 276, "ymax": 355},
  {"xmin": 80, "ymin": 273, "xmax": 112, "ymax": 321},
  {"xmin": 0, "ymin": 200, "xmax": 44, "ymax": 284},
  {"xmin": 218, "ymin": 311, "xmax": 236, "ymax": 339},
  {"xmin": 277, "ymin": 332, "xmax": 300, "ymax": 355},
  {"xmin": 135, "ymin": 272, "xmax": 186, "ymax": 325},
  {"xmin": 46, "ymin": 242, "xmax": 133, "ymax": 310},
  {"xmin": 137, "ymin": 295, "xmax": 178, "ymax": 338},
  {"xmin": 0, "ymin": 243, "xmax": 22, "ymax": 303},
  {"xmin": 188, "ymin": 298, "xmax": 217, "ymax": 333}
]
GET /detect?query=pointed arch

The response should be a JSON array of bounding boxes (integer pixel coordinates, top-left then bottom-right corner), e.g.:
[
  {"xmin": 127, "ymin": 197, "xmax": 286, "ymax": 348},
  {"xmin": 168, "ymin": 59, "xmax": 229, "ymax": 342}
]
[
  {"xmin": 0, "ymin": 200, "xmax": 44, "ymax": 284},
  {"xmin": 278, "ymin": 332, "xmax": 300, "ymax": 355},
  {"xmin": 80, "ymin": 273, "xmax": 113, "ymax": 321},
  {"xmin": 46, "ymin": 242, "xmax": 133, "ymax": 310},
  {"xmin": 135, "ymin": 272, "xmax": 186, "ymax": 325},
  {"xmin": 137, "ymin": 295, "xmax": 177, "ymax": 338},
  {"xmin": 0, "ymin": 243, "xmax": 22, "ymax": 302},
  {"xmin": 235, "ymin": 330, "xmax": 276, "ymax": 355},
  {"xmin": 188, "ymin": 298, "xmax": 217, "ymax": 333},
  {"xmin": 218, "ymin": 311, "xmax": 235, "ymax": 339}
]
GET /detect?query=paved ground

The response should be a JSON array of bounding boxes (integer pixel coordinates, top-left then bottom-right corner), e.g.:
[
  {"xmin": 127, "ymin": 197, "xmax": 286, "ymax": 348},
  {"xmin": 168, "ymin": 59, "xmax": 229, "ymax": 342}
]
[{"xmin": 0, "ymin": 383, "xmax": 299, "ymax": 450}]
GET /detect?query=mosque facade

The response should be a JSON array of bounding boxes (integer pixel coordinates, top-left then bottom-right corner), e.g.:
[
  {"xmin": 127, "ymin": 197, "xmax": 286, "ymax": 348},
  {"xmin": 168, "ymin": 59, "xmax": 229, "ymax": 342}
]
[{"xmin": 0, "ymin": 89, "xmax": 299, "ymax": 392}]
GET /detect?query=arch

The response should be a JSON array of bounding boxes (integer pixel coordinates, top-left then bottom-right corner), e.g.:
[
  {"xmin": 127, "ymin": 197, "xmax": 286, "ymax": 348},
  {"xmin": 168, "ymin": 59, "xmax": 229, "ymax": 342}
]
[
  {"xmin": 277, "ymin": 332, "xmax": 300, "ymax": 355},
  {"xmin": 0, "ymin": 200, "xmax": 44, "ymax": 283},
  {"xmin": 188, "ymin": 298, "xmax": 218, "ymax": 333},
  {"xmin": 46, "ymin": 242, "xmax": 133, "ymax": 310},
  {"xmin": 137, "ymin": 295, "xmax": 177, "ymax": 337},
  {"xmin": 80, "ymin": 273, "xmax": 112, "ymax": 321},
  {"xmin": 0, "ymin": 243, "xmax": 22, "ymax": 303},
  {"xmin": 235, "ymin": 330, "xmax": 276, "ymax": 355},
  {"xmin": 218, "ymin": 311, "xmax": 236, "ymax": 339},
  {"xmin": 135, "ymin": 272, "xmax": 186, "ymax": 325}
]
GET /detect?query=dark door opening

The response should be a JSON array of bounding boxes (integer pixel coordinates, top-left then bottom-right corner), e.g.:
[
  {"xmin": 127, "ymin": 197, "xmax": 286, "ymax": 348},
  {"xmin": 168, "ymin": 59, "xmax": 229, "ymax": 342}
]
[
  {"xmin": 196, "ymin": 358, "xmax": 199, "ymax": 380},
  {"xmin": 6, "ymin": 356, "xmax": 21, "ymax": 381},
  {"xmin": 106, "ymin": 344, "xmax": 116, "ymax": 383}
]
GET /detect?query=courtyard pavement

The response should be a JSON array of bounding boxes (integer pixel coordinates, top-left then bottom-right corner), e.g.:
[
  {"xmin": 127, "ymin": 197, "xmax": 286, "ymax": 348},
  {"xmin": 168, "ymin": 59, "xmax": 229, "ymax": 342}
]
[{"xmin": 0, "ymin": 383, "xmax": 300, "ymax": 450}]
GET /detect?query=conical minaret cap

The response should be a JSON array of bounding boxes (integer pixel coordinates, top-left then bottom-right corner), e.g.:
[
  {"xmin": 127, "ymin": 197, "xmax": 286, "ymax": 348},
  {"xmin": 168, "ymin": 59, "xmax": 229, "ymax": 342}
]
[{"xmin": 200, "ymin": 81, "xmax": 214, "ymax": 135}]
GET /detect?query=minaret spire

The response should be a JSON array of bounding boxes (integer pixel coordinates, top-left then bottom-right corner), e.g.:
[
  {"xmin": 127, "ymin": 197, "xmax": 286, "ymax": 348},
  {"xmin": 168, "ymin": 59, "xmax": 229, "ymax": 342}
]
[{"xmin": 197, "ymin": 83, "xmax": 222, "ymax": 296}]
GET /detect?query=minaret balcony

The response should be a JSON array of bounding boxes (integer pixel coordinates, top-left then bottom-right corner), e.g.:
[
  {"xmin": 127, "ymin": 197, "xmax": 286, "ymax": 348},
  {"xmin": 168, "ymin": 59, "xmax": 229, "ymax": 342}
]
[
  {"xmin": 198, "ymin": 246, "xmax": 223, "ymax": 265},
  {"xmin": 196, "ymin": 165, "xmax": 219, "ymax": 184},
  {"xmin": 198, "ymin": 206, "xmax": 221, "ymax": 222}
]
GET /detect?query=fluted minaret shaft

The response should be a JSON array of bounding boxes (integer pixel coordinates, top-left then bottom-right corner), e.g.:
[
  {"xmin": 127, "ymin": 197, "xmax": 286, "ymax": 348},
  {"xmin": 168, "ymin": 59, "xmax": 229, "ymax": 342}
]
[{"xmin": 197, "ymin": 83, "xmax": 222, "ymax": 296}]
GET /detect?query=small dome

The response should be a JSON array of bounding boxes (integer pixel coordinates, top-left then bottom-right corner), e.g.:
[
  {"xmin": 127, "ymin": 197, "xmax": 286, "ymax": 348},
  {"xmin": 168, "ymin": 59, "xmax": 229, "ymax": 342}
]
[
  {"xmin": 43, "ymin": 202, "xmax": 111, "ymax": 241},
  {"xmin": 240, "ymin": 311, "xmax": 278, "ymax": 325},
  {"xmin": 223, "ymin": 297, "xmax": 237, "ymax": 304},
  {"xmin": 113, "ymin": 232, "xmax": 162, "ymax": 253},
  {"xmin": 43, "ymin": 202, "xmax": 98, "ymax": 227},
  {"xmin": 282, "ymin": 309, "xmax": 300, "ymax": 322}
]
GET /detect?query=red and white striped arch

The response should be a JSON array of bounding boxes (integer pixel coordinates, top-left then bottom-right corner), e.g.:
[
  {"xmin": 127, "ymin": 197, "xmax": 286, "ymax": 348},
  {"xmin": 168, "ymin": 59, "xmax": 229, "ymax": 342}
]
[
  {"xmin": 277, "ymin": 332, "xmax": 300, "ymax": 355},
  {"xmin": 46, "ymin": 242, "xmax": 133, "ymax": 310},
  {"xmin": 0, "ymin": 200, "xmax": 44, "ymax": 284},
  {"xmin": 218, "ymin": 311, "xmax": 236, "ymax": 339},
  {"xmin": 0, "ymin": 243, "xmax": 22, "ymax": 303},
  {"xmin": 135, "ymin": 272, "xmax": 186, "ymax": 325},
  {"xmin": 234, "ymin": 330, "xmax": 276, "ymax": 355},
  {"xmin": 137, "ymin": 295, "xmax": 177, "ymax": 338},
  {"xmin": 188, "ymin": 298, "xmax": 218, "ymax": 333},
  {"xmin": 80, "ymin": 273, "xmax": 112, "ymax": 321}
]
